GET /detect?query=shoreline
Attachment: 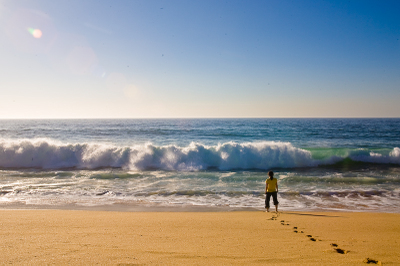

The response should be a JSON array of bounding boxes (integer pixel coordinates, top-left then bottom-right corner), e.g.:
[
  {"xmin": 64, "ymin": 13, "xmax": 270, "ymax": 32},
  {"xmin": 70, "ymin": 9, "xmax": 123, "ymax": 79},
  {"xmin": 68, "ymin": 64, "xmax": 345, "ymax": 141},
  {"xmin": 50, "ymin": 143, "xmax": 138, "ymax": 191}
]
[
  {"xmin": 0, "ymin": 204, "xmax": 259, "ymax": 212},
  {"xmin": 1, "ymin": 209, "xmax": 399, "ymax": 265},
  {"xmin": 1, "ymin": 203, "xmax": 399, "ymax": 213},
  {"xmin": 2, "ymin": 203, "xmax": 400, "ymax": 213}
]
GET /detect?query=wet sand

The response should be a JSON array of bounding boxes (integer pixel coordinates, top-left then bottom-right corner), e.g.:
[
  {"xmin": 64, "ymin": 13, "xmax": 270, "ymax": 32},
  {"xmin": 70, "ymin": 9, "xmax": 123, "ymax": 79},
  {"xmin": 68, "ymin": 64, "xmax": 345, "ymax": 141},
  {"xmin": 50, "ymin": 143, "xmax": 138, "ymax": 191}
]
[{"xmin": 1, "ymin": 210, "xmax": 399, "ymax": 265}]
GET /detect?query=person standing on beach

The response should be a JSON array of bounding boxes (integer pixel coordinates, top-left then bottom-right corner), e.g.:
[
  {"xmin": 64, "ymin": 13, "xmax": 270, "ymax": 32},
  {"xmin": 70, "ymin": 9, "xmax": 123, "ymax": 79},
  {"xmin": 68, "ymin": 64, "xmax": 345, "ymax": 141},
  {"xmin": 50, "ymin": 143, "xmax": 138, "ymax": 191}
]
[{"xmin": 265, "ymin": 171, "xmax": 279, "ymax": 212}]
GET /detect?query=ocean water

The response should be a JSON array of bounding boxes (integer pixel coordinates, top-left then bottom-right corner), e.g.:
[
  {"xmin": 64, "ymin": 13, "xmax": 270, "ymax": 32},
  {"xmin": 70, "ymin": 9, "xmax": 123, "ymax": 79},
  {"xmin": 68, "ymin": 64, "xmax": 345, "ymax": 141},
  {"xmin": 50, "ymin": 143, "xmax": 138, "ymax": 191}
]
[{"xmin": 0, "ymin": 118, "xmax": 399, "ymax": 212}]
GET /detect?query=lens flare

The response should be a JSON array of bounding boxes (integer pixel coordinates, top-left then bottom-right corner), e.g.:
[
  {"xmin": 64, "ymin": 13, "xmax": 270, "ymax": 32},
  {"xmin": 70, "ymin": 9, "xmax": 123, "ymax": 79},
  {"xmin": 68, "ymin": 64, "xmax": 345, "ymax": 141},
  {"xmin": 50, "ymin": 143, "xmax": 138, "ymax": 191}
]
[{"xmin": 28, "ymin": 28, "xmax": 42, "ymax": 38}]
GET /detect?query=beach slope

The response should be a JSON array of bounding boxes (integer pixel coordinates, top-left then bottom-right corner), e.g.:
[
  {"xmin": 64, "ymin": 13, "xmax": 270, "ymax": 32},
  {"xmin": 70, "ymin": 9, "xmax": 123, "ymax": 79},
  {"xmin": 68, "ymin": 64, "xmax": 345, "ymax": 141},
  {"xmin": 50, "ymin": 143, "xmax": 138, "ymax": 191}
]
[{"xmin": 1, "ymin": 210, "xmax": 399, "ymax": 265}]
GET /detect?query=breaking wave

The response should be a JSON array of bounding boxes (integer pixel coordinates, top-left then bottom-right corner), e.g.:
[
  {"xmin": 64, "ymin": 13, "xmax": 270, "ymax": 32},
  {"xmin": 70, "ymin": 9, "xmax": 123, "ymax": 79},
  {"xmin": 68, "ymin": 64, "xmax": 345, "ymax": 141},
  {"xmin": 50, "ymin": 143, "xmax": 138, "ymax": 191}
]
[{"xmin": 0, "ymin": 139, "xmax": 399, "ymax": 171}]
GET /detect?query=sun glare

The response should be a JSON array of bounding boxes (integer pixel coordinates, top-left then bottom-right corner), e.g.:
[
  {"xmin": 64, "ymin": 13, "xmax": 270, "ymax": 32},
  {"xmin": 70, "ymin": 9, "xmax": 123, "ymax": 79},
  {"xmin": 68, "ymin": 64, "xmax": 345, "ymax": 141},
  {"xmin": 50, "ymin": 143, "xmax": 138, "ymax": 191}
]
[{"xmin": 28, "ymin": 28, "xmax": 42, "ymax": 38}]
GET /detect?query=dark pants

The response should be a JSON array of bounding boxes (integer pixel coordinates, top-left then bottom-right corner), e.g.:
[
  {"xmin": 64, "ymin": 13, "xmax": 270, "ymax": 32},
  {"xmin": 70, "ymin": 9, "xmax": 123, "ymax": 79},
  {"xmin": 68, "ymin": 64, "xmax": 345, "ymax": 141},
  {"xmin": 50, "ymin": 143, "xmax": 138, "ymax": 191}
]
[{"xmin": 265, "ymin": 192, "xmax": 279, "ymax": 208}]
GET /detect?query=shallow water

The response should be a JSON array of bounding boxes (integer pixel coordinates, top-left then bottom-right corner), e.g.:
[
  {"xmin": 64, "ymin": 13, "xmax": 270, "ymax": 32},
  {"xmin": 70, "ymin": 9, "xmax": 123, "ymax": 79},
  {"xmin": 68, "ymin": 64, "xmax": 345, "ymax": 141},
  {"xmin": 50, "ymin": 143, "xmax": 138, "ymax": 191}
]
[{"xmin": 0, "ymin": 118, "xmax": 399, "ymax": 212}]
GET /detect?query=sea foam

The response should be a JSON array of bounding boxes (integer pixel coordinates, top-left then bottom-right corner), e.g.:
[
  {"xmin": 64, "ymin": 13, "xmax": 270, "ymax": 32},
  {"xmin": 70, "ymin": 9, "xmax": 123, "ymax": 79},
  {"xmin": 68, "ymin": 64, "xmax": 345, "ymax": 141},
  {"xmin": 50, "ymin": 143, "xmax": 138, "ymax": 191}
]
[
  {"xmin": 0, "ymin": 139, "xmax": 399, "ymax": 170},
  {"xmin": 128, "ymin": 141, "xmax": 315, "ymax": 170},
  {"xmin": 349, "ymin": 147, "xmax": 400, "ymax": 164}
]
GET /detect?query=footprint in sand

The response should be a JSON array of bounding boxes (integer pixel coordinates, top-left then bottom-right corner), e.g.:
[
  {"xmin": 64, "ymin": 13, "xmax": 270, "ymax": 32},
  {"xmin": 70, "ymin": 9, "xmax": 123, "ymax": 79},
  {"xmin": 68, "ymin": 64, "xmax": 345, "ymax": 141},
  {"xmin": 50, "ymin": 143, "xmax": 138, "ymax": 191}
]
[
  {"xmin": 294, "ymin": 230, "xmax": 298, "ymax": 233},
  {"xmin": 293, "ymin": 227, "xmax": 297, "ymax": 229},
  {"xmin": 330, "ymin": 243, "xmax": 349, "ymax": 254},
  {"xmin": 334, "ymin": 248, "xmax": 349, "ymax": 254},
  {"xmin": 363, "ymin": 258, "xmax": 381, "ymax": 264},
  {"xmin": 277, "ymin": 219, "xmax": 289, "ymax": 225},
  {"xmin": 306, "ymin": 235, "xmax": 317, "ymax": 241}
]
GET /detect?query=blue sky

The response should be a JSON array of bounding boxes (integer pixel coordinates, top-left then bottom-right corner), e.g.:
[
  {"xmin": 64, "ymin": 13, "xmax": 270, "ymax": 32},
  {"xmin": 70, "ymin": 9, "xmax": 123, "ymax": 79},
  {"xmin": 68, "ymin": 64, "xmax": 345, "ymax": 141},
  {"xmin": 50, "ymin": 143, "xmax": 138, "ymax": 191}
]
[{"xmin": 0, "ymin": 0, "xmax": 399, "ymax": 118}]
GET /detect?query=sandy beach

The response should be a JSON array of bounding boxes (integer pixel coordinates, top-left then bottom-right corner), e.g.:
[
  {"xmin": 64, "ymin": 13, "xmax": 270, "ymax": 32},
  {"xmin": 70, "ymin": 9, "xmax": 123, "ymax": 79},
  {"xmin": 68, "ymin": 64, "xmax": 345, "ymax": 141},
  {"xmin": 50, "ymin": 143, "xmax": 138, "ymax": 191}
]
[{"xmin": 1, "ymin": 210, "xmax": 399, "ymax": 265}]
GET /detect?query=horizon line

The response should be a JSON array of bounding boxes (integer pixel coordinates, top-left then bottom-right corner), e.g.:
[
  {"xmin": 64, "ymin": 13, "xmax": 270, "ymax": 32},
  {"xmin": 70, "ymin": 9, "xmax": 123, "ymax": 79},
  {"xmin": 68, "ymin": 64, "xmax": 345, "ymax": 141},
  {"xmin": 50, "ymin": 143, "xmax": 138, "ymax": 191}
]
[{"xmin": 1, "ymin": 117, "xmax": 399, "ymax": 120}]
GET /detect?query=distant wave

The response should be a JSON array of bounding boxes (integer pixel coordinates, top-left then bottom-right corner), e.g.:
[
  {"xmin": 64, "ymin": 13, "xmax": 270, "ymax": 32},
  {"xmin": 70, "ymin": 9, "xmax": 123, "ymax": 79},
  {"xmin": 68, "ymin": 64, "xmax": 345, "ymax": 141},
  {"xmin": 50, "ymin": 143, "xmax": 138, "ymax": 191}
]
[
  {"xmin": 347, "ymin": 147, "xmax": 400, "ymax": 165},
  {"xmin": 0, "ymin": 139, "xmax": 399, "ymax": 170}
]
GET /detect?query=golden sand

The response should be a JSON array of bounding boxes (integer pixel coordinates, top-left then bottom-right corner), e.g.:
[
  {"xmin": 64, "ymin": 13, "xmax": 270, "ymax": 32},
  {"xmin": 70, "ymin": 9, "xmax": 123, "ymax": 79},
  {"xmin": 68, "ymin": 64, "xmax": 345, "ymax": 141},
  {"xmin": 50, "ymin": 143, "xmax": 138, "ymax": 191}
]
[{"xmin": 1, "ymin": 210, "xmax": 399, "ymax": 265}]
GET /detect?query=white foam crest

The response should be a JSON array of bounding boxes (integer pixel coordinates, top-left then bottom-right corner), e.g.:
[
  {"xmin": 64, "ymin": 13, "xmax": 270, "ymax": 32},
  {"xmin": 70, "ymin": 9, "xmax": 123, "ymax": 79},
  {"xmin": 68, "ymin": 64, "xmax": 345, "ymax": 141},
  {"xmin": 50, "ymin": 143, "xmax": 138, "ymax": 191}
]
[
  {"xmin": 0, "ymin": 138, "xmax": 130, "ymax": 169},
  {"xmin": 349, "ymin": 147, "xmax": 400, "ymax": 164},
  {"xmin": 2, "ymin": 139, "xmax": 399, "ymax": 171},
  {"xmin": 128, "ymin": 141, "xmax": 316, "ymax": 171},
  {"xmin": 0, "ymin": 139, "xmax": 316, "ymax": 170}
]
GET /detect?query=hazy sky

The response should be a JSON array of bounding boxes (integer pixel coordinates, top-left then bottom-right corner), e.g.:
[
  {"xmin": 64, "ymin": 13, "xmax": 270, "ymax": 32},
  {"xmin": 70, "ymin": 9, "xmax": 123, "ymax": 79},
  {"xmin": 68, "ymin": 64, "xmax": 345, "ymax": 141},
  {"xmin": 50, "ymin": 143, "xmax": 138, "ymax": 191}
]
[{"xmin": 0, "ymin": 0, "xmax": 399, "ymax": 118}]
